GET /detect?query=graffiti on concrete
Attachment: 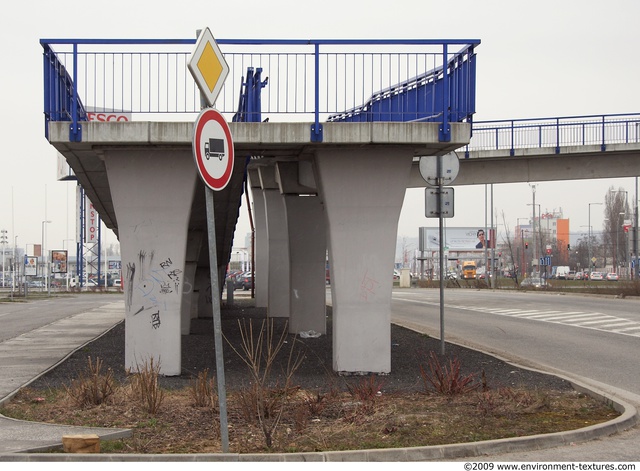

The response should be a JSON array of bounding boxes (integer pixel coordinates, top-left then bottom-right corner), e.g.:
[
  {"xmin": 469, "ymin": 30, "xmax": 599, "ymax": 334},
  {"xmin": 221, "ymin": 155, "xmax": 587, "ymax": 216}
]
[
  {"xmin": 359, "ymin": 270, "xmax": 379, "ymax": 302},
  {"xmin": 124, "ymin": 250, "xmax": 183, "ymax": 330}
]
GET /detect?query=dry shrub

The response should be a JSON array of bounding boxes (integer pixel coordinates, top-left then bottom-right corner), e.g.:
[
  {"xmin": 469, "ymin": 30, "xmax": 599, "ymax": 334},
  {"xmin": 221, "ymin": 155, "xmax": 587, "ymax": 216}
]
[
  {"xmin": 65, "ymin": 356, "xmax": 117, "ymax": 408},
  {"xmin": 420, "ymin": 351, "xmax": 480, "ymax": 395},
  {"xmin": 128, "ymin": 357, "xmax": 165, "ymax": 414},
  {"xmin": 225, "ymin": 319, "xmax": 304, "ymax": 449},
  {"xmin": 189, "ymin": 368, "xmax": 218, "ymax": 409},
  {"xmin": 476, "ymin": 387, "xmax": 548, "ymax": 417},
  {"xmin": 346, "ymin": 375, "xmax": 386, "ymax": 402}
]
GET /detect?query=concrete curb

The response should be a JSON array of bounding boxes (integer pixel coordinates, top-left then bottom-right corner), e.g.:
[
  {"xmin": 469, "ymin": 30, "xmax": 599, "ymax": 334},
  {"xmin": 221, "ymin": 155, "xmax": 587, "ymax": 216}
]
[{"xmin": 0, "ymin": 380, "xmax": 636, "ymax": 462}]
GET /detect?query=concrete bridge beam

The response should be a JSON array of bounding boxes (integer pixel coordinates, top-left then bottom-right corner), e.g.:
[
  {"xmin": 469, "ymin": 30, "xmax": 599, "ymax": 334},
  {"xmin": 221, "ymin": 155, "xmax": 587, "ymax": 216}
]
[
  {"xmin": 315, "ymin": 146, "xmax": 414, "ymax": 373},
  {"xmin": 104, "ymin": 149, "xmax": 197, "ymax": 376}
]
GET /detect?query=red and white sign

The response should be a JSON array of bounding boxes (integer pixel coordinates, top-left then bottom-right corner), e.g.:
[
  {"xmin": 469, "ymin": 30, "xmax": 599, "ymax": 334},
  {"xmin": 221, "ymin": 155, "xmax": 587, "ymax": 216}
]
[
  {"xmin": 85, "ymin": 197, "xmax": 99, "ymax": 243},
  {"xmin": 192, "ymin": 108, "xmax": 234, "ymax": 191}
]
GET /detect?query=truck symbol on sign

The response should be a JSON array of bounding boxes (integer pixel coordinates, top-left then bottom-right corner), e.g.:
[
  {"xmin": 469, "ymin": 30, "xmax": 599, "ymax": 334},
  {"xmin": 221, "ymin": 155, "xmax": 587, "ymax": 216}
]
[{"xmin": 204, "ymin": 138, "xmax": 225, "ymax": 161}]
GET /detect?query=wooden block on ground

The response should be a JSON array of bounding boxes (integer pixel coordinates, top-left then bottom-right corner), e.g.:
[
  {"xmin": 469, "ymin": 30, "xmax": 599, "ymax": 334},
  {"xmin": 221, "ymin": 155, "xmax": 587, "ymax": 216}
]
[{"xmin": 62, "ymin": 434, "xmax": 101, "ymax": 453}]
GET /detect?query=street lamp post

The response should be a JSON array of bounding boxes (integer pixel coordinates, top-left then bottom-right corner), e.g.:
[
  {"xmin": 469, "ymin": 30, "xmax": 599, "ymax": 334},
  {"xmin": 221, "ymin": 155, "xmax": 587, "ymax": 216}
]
[
  {"xmin": 588, "ymin": 203, "xmax": 603, "ymax": 275},
  {"xmin": 635, "ymin": 177, "xmax": 639, "ymax": 279},
  {"xmin": 0, "ymin": 229, "xmax": 7, "ymax": 288},
  {"xmin": 12, "ymin": 236, "xmax": 17, "ymax": 298},
  {"xmin": 516, "ymin": 218, "xmax": 528, "ymax": 277},
  {"xmin": 63, "ymin": 239, "xmax": 75, "ymax": 291},
  {"xmin": 526, "ymin": 203, "xmax": 541, "ymax": 275},
  {"xmin": 42, "ymin": 220, "xmax": 51, "ymax": 294}
]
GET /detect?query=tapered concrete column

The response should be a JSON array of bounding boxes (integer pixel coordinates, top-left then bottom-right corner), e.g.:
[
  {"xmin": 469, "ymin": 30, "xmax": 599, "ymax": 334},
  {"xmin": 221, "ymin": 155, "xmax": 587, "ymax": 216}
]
[
  {"xmin": 315, "ymin": 146, "xmax": 413, "ymax": 373},
  {"xmin": 181, "ymin": 231, "xmax": 203, "ymax": 334},
  {"xmin": 248, "ymin": 168, "xmax": 268, "ymax": 307},
  {"xmin": 105, "ymin": 149, "xmax": 197, "ymax": 376},
  {"xmin": 285, "ymin": 194, "xmax": 327, "ymax": 335},
  {"xmin": 195, "ymin": 266, "xmax": 212, "ymax": 317},
  {"xmin": 181, "ymin": 261, "xmax": 198, "ymax": 334},
  {"xmin": 263, "ymin": 188, "xmax": 291, "ymax": 318}
]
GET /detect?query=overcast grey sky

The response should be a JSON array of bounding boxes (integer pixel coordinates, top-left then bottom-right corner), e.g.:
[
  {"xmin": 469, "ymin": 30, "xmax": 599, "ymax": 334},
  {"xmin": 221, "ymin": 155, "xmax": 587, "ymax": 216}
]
[{"xmin": 1, "ymin": 0, "xmax": 638, "ymax": 254}]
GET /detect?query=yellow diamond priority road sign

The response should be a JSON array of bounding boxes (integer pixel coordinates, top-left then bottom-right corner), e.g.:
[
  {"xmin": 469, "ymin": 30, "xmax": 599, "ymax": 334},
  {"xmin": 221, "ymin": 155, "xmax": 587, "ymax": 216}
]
[{"xmin": 188, "ymin": 28, "xmax": 229, "ymax": 107}]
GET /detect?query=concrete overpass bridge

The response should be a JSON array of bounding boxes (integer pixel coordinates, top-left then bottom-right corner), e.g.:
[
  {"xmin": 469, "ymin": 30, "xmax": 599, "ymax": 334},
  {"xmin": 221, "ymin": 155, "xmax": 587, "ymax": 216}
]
[{"xmin": 41, "ymin": 37, "xmax": 640, "ymax": 376}]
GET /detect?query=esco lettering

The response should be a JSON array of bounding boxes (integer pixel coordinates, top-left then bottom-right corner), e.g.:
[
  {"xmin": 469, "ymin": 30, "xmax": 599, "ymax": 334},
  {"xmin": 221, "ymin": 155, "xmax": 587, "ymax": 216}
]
[{"xmin": 86, "ymin": 112, "xmax": 129, "ymax": 122}]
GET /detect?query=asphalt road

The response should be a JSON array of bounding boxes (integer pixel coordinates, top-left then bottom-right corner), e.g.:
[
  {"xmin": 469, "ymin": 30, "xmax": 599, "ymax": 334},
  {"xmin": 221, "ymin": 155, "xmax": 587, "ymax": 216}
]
[
  {"xmin": 391, "ymin": 288, "xmax": 640, "ymax": 404},
  {"xmin": 0, "ymin": 293, "xmax": 123, "ymax": 343}
]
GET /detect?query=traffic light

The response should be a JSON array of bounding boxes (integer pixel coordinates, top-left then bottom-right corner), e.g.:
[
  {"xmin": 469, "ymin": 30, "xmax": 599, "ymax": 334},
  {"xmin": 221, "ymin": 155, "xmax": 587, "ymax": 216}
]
[
  {"xmin": 525, "ymin": 242, "xmax": 529, "ymax": 249},
  {"xmin": 567, "ymin": 244, "xmax": 571, "ymax": 250}
]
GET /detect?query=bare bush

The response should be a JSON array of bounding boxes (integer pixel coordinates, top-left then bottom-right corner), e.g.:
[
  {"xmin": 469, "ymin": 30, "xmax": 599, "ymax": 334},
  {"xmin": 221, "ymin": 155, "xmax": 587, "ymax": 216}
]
[
  {"xmin": 65, "ymin": 356, "xmax": 117, "ymax": 408},
  {"xmin": 420, "ymin": 351, "xmax": 480, "ymax": 395},
  {"xmin": 189, "ymin": 368, "xmax": 218, "ymax": 409},
  {"xmin": 226, "ymin": 319, "xmax": 304, "ymax": 449},
  {"xmin": 128, "ymin": 357, "xmax": 165, "ymax": 414}
]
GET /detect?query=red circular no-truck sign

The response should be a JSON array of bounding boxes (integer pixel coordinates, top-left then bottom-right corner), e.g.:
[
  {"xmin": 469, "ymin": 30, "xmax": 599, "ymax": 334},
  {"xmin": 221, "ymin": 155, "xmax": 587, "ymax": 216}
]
[{"xmin": 192, "ymin": 108, "xmax": 234, "ymax": 191}]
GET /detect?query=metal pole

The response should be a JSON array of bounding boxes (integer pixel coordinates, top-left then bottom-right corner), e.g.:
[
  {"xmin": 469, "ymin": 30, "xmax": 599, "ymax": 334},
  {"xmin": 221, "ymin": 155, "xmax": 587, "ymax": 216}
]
[
  {"xmin": 490, "ymin": 184, "xmax": 495, "ymax": 288},
  {"xmin": 587, "ymin": 203, "xmax": 591, "ymax": 274},
  {"xmin": 484, "ymin": 185, "xmax": 488, "ymax": 284},
  {"xmin": 588, "ymin": 203, "xmax": 603, "ymax": 274},
  {"xmin": 205, "ymin": 187, "xmax": 230, "ymax": 453},
  {"xmin": 635, "ymin": 177, "xmax": 639, "ymax": 279},
  {"xmin": 437, "ymin": 155, "xmax": 445, "ymax": 355}
]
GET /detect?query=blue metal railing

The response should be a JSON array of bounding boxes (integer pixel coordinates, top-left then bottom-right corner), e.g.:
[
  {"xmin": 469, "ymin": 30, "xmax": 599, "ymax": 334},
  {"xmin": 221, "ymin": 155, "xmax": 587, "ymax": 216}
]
[
  {"xmin": 232, "ymin": 67, "xmax": 268, "ymax": 123},
  {"xmin": 466, "ymin": 113, "xmax": 640, "ymax": 157},
  {"xmin": 327, "ymin": 44, "xmax": 476, "ymax": 130},
  {"xmin": 41, "ymin": 38, "xmax": 480, "ymax": 143}
]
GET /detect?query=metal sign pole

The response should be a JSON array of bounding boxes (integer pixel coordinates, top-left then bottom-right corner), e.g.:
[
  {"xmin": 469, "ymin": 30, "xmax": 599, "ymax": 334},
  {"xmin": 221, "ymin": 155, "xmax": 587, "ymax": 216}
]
[
  {"xmin": 437, "ymin": 154, "xmax": 445, "ymax": 356},
  {"xmin": 205, "ymin": 186, "xmax": 229, "ymax": 453}
]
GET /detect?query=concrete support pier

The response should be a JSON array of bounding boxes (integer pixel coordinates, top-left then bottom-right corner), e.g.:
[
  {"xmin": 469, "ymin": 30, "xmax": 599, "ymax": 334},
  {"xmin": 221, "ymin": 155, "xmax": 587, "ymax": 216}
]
[
  {"xmin": 285, "ymin": 193, "xmax": 327, "ymax": 335},
  {"xmin": 315, "ymin": 147, "xmax": 413, "ymax": 373},
  {"xmin": 248, "ymin": 169, "xmax": 269, "ymax": 308},
  {"xmin": 105, "ymin": 149, "xmax": 197, "ymax": 376},
  {"xmin": 260, "ymin": 166, "xmax": 291, "ymax": 318}
]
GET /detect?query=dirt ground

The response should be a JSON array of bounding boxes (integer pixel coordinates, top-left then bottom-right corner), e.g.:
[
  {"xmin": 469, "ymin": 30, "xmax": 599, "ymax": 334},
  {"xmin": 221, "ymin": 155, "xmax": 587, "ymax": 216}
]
[{"xmin": 0, "ymin": 298, "xmax": 619, "ymax": 454}]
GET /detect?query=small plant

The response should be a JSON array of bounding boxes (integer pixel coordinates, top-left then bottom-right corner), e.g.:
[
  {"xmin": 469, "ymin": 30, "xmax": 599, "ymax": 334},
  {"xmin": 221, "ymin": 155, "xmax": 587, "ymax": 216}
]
[
  {"xmin": 128, "ymin": 357, "xmax": 165, "ymax": 414},
  {"xmin": 419, "ymin": 351, "xmax": 480, "ymax": 395},
  {"xmin": 189, "ymin": 368, "xmax": 217, "ymax": 409},
  {"xmin": 65, "ymin": 356, "xmax": 117, "ymax": 408},
  {"xmin": 346, "ymin": 375, "xmax": 386, "ymax": 402},
  {"xmin": 225, "ymin": 318, "xmax": 304, "ymax": 449}
]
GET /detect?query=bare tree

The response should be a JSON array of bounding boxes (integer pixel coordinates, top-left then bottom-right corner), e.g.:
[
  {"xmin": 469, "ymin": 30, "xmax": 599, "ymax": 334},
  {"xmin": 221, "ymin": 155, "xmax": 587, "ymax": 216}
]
[
  {"xmin": 604, "ymin": 186, "xmax": 630, "ymax": 271},
  {"xmin": 500, "ymin": 212, "xmax": 519, "ymax": 285}
]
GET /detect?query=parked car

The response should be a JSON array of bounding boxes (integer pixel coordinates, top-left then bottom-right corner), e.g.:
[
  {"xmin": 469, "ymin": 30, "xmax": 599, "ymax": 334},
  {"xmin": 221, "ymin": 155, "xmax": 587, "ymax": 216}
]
[
  {"xmin": 589, "ymin": 272, "xmax": 604, "ymax": 281},
  {"xmin": 234, "ymin": 272, "xmax": 254, "ymax": 290},
  {"xmin": 113, "ymin": 279, "xmax": 122, "ymax": 288},
  {"xmin": 606, "ymin": 272, "xmax": 619, "ymax": 281},
  {"xmin": 566, "ymin": 271, "xmax": 576, "ymax": 280},
  {"xmin": 520, "ymin": 277, "xmax": 549, "ymax": 288}
]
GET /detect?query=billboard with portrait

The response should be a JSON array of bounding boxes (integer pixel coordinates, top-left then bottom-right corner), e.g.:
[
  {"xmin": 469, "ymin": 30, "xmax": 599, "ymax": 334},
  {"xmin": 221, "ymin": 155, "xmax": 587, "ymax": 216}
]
[
  {"xmin": 51, "ymin": 250, "xmax": 68, "ymax": 274},
  {"xmin": 419, "ymin": 227, "xmax": 495, "ymax": 252},
  {"xmin": 24, "ymin": 256, "xmax": 38, "ymax": 276}
]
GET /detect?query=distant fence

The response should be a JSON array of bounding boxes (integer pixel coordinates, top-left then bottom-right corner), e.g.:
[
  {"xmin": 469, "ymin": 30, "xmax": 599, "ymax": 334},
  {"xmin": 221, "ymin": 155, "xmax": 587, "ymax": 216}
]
[
  {"xmin": 41, "ymin": 38, "xmax": 479, "ymax": 142},
  {"xmin": 466, "ymin": 114, "xmax": 640, "ymax": 155}
]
